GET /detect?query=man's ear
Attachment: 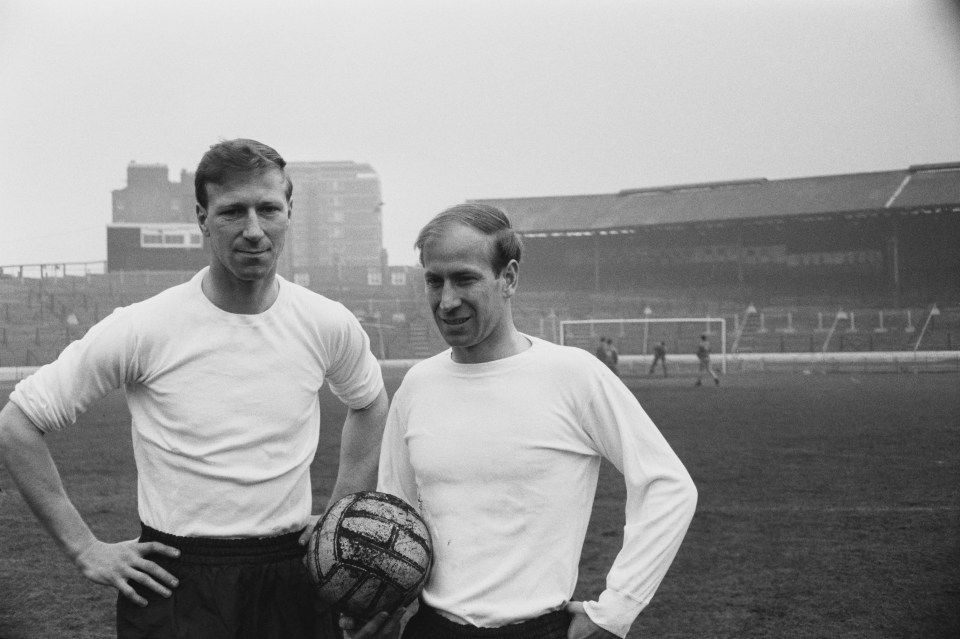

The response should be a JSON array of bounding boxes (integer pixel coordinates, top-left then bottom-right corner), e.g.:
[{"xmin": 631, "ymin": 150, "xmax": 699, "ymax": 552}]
[
  {"xmin": 196, "ymin": 204, "xmax": 209, "ymax": 236},
  {"xmin": 501, "ymin": 260, "xmax": 519, "ymax": 298}
]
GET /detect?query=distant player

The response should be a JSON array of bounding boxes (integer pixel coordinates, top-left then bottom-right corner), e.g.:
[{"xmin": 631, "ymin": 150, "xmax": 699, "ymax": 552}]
[
  {"xmin": 695, "ymin": 334, "xmax": 720, "ymax": 386},
  {"xmin": 649, "ymin": 341, "xmax": 668, "ymax": 377},
  {"xmin": 595, "ymin": 337, "xmax": 620, "ymax": 377},
  {"xmin": 595, "ymin": 336, "xmax": 610, "ymax": 365},
  {"xmin": 345, "ymin": 204, "xmax": 697, "ymax": 639},
  {"xmin": 607, "ymin": 338, "xmax": 621, "ymax": 377},
  {"xmin": 0, "ymin": 139, "xmax": 388, "ymax": 639}
]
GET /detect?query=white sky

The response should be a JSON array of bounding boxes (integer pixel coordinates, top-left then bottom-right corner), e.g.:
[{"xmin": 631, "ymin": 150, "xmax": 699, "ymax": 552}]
[{"xmin": 2, "ymin": 0, "xmax": 959, "ymax": 267}]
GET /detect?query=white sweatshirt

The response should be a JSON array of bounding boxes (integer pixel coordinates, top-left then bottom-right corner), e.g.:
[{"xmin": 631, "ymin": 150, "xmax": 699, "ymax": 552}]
[
  {"xmin": 378, "ymin": 336, "xmax": 697, "ymax": 637},
  {"xmin": 11, "ymin": 268, "xmax": 384, "ymax": 538}
]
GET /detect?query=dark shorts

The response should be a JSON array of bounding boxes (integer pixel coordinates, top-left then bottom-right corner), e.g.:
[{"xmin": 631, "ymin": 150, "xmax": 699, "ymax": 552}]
[
  {"xmin": 116, "ymin": 524, "xmax": 339, "ymax": 639},
  {"xmin": 401, "ymin": 605, "xmax": 570, "ymax": 639}
]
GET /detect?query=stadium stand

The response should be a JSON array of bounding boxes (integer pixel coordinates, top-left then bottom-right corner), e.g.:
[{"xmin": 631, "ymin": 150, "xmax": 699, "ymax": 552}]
[
  {"xmin": 2, "ymin": 274, "xmax": 958, "ymax": 366},
  {"xmin": 473, "ymin": 163, "xmax": 960, "ymax": 307},
  {"xmin": 3, "ymin": 163, "xmax": 957, "ymax": 366}
]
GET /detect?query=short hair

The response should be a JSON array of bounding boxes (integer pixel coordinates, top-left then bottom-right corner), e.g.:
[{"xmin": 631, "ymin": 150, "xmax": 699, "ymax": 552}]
[
  {"xmin": 194, "ymin": 138, "xmax": 293, "ymax": 209},
  {"xmin": 414, "ymin": 203, "xmax": 522, "ymax": 273}
]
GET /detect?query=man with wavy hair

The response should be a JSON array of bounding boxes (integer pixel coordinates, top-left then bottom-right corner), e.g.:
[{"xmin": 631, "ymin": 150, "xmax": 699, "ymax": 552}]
[{"xmin": 0, "ymin": 139, "xmax": 388, "ymax": 638}]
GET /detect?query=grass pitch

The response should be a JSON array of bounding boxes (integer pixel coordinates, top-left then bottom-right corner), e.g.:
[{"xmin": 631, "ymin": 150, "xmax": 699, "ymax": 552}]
[{"xmin": 1, "ymin": 371, "xmax": 958, "ymax": 639}]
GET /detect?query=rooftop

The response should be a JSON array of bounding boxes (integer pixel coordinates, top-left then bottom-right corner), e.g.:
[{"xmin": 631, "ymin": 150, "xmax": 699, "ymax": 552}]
[{"xmin": 472, "ymin": 163, "xmax": 960, "ymax": 232}]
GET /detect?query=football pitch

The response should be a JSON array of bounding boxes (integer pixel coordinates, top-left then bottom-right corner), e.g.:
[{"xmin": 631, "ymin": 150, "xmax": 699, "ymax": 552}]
[{"xmin": 1, "ymin": 371, "xmax": 958, "ymax": 639}]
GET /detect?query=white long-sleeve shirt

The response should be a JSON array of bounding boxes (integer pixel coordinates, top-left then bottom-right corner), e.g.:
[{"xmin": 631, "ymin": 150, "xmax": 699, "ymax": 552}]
[
  {"xmin": 378, "ymin": 336, "xmax": 697, "ymax": 638},
  {"xmin": 11, "ymin": 268, "xmax": 384, "ymax": 538}
]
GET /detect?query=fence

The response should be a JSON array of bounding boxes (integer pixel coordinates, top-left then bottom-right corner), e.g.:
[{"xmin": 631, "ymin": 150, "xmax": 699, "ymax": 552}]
[{"xmin": 2, "ymin": 270, "xmax": 958, "ymax": 366}]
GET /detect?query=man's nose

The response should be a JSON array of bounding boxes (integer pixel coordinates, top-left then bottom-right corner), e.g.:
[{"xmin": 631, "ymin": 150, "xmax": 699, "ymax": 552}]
[
  {"xmin": 241, "ymin": 210, "xmax": 265, "ymax": 240},
  {"xmin": 438, "ymin": 283, "xmax": 460, "ymax": 311}
]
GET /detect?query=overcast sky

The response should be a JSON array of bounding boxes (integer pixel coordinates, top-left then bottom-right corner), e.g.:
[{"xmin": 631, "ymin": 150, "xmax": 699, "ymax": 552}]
[{"xmin": 2, "ymin": 0, "xmax": 959, "ymax": 268}]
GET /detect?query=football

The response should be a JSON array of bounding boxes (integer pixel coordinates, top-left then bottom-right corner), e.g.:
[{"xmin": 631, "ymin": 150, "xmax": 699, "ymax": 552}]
[{"xmin": 305, "ymin": 491, "xmax": 433, "ymax": 621}]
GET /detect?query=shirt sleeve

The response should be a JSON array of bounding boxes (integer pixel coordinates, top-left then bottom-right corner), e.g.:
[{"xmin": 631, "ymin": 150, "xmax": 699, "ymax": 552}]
[
  {"xmin": 376, "ymin": 387, "xmax": 420, "ymax": 510},
  {"xmin": 9, "ymin": 307, "xmax": 138, "ymax": 432},
  {"xmin": 324, "ymin": 307, "xmax": 385, "ymax": 410},
  {"xmin": 577, "ymin": 361, "xmax": 698, "ymax": 637}
]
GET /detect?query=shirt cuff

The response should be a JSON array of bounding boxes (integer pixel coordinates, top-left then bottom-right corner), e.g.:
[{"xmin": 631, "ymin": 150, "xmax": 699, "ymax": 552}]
[{"xmin": 583, "ymin": 589, "xmax": 647, "ymax": 638}]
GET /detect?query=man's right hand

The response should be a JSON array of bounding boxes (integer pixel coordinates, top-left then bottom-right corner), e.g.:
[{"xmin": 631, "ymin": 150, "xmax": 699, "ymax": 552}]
[
  {"xmin": 339, "ymin": 607, "xmax": 406, "ymax": 639},
  {"xmin": 0, "ymin": 405, "xmax": 181, "ymax": 607},
  {"xmin": 74, "ymin": 538, "xmax": 181, "ymax": 606}
]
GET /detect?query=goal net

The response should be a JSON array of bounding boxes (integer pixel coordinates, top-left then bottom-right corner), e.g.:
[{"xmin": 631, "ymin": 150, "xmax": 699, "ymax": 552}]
[{"xmin": 559, "ymin": 317, "xmax": 727, "ymax": 374}]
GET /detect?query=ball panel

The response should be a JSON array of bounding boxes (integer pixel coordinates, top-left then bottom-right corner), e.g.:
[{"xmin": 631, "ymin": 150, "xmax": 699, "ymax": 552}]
[
  {"xmin": 344, "ymin": 573, "xmax": 387, "ymax": 616},
  {"xmin": 312, "ymin": 532, "xmax": 340, "ymax": 576},
  {"xmin": 327, "ymin": 564, "xmax": 362, "ymax": 594},
  {"xmin": 341, "ymin": 513, "xmax": 395, "ymax": 544},
  {"xmin": 337, "ymin": 532, "xmax": 426, "ymax": 586},
  {"xmin": 388, "ymin": 531, "xmax": 432, "ymax": 570}
]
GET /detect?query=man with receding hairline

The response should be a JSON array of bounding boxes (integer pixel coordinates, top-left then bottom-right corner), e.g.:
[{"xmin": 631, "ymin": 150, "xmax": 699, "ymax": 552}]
[{"xmin": 346, "ymin": 203, "xmax": 696, "ymax": 639}]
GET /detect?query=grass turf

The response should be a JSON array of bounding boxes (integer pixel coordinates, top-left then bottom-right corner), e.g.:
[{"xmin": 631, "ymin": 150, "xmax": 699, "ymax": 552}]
[{"xmin": 1, "ymin": 371, "xmax": 958, "ymax": 638}]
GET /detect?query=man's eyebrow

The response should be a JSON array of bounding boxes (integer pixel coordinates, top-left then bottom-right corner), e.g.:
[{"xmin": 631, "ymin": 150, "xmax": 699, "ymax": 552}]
[{"xmin": 425, "ymin": 266, "xmax": 479, "ymax": 277}]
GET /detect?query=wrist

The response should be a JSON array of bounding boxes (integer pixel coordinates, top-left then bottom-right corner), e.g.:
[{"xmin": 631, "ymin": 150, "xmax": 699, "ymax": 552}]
[{"xmin": 64, "ymin": 530, "xmax": 99, "ymax": 564}]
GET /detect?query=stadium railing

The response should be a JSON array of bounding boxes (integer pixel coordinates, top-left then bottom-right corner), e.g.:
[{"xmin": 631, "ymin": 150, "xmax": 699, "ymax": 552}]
[{"xmin": 2, "ymin": 272, "xmax": 958, "ymax": 366}]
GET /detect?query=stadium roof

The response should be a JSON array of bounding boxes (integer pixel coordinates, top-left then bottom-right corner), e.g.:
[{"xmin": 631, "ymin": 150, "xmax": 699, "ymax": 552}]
[{"xmin": 471, "ymin": 163, "xmax": 960, "ymax": 233}]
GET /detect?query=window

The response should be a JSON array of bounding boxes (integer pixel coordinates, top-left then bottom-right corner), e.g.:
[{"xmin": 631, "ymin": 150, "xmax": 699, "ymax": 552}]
[
  {"xmin": 367, "ymin": 269, "xmax": 383, "ymax": 286},
  {"xmin": 140, "ymin": 225, "xmax": 203, "ymax": 249},
  {"xmin": 391, "ymin": 271, "xmax": 407, "ymax": 286}
]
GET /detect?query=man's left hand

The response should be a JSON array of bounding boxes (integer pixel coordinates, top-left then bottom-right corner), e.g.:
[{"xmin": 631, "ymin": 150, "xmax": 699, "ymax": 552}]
[
  {"xmin": 565, "ymin": 602, "xmax": 619, "ymax": 639},
  {"xmin": 298, "ymin": 514, "xmax": 321, "ymax": 546}
]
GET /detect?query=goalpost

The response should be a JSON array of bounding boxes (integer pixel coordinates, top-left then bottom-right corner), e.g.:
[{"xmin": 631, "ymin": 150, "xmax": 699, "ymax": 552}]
[{"xmin": 559, "ymin": 317, "xmax": 727, "ymax": 374}]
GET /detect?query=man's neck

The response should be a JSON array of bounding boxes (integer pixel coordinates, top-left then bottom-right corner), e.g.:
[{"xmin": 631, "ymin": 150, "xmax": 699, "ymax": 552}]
[
  {"xmin": 452, "ymin": 327, "xmax": 531, "ymax": 364},
  {"xmin": 201, "ymin": 270, "xmax": 280, "ymax": 314}
]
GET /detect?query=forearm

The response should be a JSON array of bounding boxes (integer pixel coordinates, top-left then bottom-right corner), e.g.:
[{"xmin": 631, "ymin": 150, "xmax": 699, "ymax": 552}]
[
  {"xmin": 586, "ymin": 470, "xmax": 697, "ymax": 637},
  {"xmin": 327, "ymin": 389, "xmax": 389, "ymax": 507},
  {"xmin": 582, "ymin": 383, "xmax": 698, "ymax": 636},
  {"xmin": 0, "ymin": 403, "xmax": 98, "ymax": 561}
]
